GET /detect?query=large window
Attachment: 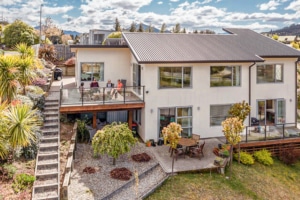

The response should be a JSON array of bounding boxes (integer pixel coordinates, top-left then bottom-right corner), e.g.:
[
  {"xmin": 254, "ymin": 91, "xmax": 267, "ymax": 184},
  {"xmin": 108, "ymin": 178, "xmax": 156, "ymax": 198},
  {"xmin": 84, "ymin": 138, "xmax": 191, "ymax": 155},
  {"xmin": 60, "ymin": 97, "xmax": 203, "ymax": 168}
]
[
  {"xmin": 257, "ymin": 64, "xmax": 283, "ymax": 83},
  {"xmin": 159, "ymin": 67, "xmax": 191, "ymax": 88},
  {"xmin": 80, "ymin": 62, "xmax": 104, "ymax": 81},
  {"xmin": 159, "ymin": 107, "xmax": 192, "ymax": 137},
  {"xmin": 210, "ymin": 104, "xmax": 232, "ymax": 126},
  {"xmin": 210, "ymin": 66, "xmax": 241, "ymax": 87}
]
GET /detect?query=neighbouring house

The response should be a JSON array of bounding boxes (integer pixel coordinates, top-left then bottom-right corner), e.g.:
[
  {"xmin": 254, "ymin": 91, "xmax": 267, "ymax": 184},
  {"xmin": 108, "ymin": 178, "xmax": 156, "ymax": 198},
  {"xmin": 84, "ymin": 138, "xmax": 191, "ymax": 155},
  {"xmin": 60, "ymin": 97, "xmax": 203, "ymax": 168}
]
[
  {"xmin": 79, "ymin": 29, "xmax": 113, "ymax": 45},
  {"xmin": 277, "ymin": 35, "xmax": 300, "ymax": 44},
  {"xmin": 69, "ymin": 28, "xmax": 300, "ymax": 142}
]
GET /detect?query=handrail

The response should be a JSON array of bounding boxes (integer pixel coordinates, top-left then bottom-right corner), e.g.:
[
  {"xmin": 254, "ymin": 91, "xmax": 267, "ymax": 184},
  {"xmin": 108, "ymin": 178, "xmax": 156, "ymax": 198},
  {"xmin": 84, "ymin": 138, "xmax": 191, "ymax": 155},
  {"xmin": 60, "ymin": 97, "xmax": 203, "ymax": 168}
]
[
  {"xmin": 60, "ymin": 85, "xmax": 145, "ymax": 106},
  {"xmin": 243, "ymin": 123, "xmax": 300, "ymax": 143}
]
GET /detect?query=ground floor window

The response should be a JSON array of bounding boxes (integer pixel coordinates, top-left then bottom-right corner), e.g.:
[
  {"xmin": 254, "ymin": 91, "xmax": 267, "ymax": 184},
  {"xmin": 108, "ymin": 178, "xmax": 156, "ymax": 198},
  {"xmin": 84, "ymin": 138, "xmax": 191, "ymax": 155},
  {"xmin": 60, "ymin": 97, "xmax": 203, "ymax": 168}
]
[
  {"xmin": 159, "ymin": 106, "xmax": 192, "ymax": 138},
  {"xmin": 210, "ymin": 104, "xmax": 232, "ymax": 126},
  {"xmin": 133, "ymin": 109, "xmax": 141, "ymax": 125}
]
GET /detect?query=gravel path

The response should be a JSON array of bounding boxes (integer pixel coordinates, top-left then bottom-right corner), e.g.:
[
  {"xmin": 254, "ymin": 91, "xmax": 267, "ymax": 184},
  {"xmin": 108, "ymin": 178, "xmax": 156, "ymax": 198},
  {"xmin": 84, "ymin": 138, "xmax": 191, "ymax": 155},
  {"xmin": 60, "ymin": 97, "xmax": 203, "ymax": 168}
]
[{"xmin": 68, "ymin": 142, "xmax": 164, "ymax": 200}]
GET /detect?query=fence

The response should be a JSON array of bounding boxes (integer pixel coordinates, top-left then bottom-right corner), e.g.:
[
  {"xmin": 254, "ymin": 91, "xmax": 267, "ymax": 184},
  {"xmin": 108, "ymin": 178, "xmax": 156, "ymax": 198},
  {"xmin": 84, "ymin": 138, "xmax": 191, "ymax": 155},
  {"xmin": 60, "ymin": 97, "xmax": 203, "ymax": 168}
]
[{"xmin": 53, "ymin": 44, "xmax": 74, "ymax": 61}]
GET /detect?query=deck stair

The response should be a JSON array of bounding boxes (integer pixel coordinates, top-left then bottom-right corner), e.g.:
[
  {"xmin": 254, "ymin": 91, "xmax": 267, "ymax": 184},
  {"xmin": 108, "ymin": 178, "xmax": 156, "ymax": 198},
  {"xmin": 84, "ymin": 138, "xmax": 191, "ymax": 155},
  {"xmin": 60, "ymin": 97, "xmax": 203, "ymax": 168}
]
[{"xmin": 32, "ymin": 96, "xmax": 60, "ymax": 200}]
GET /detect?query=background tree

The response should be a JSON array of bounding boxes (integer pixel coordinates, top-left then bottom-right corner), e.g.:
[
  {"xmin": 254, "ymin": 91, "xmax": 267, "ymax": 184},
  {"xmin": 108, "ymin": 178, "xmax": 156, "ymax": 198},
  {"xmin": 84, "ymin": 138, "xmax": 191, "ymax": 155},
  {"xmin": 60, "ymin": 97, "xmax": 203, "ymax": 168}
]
[
  {"xmin": 146, "ymin": 23, "xmax": 154, "ymax": 32},
  {"xmin": 92, "ymin": 122, "xmax": 137, "ymax": 165},
  {"xmin": 114, "ymin": 18, "xmax": 121, "ymax": 32},
  {"xmin": 129, "ymin": 21, "xmax": 136, "ymax": 32},
  {"xmin": 160, "ymin": 23, "xmax": 166, "ymax": 33},
  {"xmin": 61, "ymin": 34, "xmax": 72, "ymax": 45},
  {"xmin": 42, "ymin": 17, "xmax": 63, "ymax": 44},
  {"xmin": 3, "ymin": 20, "xmax": 36, "ymax": 47},
  {"xmin": 222, "ymin": 117, "xmax": 244, "ymax": 178},
  {"xmin": 137, "ymin": 22, "xmax": 144, "ymax": 32},
  {"xmin": 272, "ymin": 34, "xmax": 279, "ymax": 40},
  {"xmin": 182, "ymin": 28, "xmax": 186, "ymax": 33},
  {"xmin": 0, "ymin": 25, "xmax": 3, "ymax": 44},
  {"xmin": 193, "ymin": 30, "xmax": 198, "ymax": 34},
  {"xmin": 173, "ymin": 23, "xmax": 181, "ymax": 33}
]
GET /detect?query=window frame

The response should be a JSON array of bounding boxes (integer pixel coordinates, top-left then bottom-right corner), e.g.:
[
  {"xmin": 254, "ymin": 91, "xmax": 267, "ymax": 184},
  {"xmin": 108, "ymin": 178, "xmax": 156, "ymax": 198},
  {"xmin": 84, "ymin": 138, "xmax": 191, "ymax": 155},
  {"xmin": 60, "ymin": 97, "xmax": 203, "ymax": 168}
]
[
  {"xmin": 80, "ymin": 62, "xmax": 104, "ymax": 82},
  {"xmin": 210, "ymin": 66, "xmax": 241, "ymax": 87},
  {"xmin": 158, "ymin": 67, "xmax": 192, "ymax": 89},
  {"xmin": 256, "ymin": 64, "xmax": 283, "ymax": 83},
  {"xmin": 210, "ymin": 104, "xmax": 232, "ymax": 126}
]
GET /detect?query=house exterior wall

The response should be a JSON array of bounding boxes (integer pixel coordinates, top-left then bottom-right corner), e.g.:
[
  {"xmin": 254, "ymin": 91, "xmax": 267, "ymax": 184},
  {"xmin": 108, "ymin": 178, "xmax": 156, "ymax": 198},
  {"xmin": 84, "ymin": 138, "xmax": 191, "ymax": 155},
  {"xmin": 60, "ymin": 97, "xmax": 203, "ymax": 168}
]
[
  {"xmin": 136, "ymin": 58, "xmax": 297, "ymax": 141},
  {"xmin": 250, "ymin": 58, "xmax": 297, "ymax": 124},
  {"xmin": 75, "ymin": 48, "xmax": 131, "ymax": 87}
]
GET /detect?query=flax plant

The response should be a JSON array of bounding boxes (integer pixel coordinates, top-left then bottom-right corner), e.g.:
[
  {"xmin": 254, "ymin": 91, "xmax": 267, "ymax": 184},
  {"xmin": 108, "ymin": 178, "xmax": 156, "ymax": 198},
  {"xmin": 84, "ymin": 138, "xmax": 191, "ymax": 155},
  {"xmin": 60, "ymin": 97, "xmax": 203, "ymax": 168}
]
[
  {"xmin": 0, "ymin": 102, "xmax": 9, "ymax": 159},
  {"xmin": 4, "ymin": 104, "xmax": 42, "ymax": 156}
]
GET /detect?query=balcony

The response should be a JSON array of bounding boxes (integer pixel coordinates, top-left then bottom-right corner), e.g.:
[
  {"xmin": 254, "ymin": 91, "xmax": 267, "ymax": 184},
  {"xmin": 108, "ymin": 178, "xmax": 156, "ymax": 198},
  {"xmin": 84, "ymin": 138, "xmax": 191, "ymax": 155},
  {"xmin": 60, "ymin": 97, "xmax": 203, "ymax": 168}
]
[{"xmin": 59, "ymin": 86, "xmax": 145, "ymax": 113}]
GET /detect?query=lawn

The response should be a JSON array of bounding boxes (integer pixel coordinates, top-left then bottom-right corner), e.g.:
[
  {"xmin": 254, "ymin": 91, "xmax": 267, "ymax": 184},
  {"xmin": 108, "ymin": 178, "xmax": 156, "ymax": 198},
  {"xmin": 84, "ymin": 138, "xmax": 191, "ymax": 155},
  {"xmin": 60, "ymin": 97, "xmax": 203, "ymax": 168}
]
[{"xmin": 146, "ymin": 159, "xmax": 300, "ymax": 200}]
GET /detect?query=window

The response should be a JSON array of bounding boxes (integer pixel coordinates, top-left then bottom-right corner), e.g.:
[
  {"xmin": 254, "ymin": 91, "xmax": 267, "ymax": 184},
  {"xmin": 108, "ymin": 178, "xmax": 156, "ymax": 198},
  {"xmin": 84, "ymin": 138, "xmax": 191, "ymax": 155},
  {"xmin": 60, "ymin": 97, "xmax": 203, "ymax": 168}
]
[
  {"xmin": 159, "ymin": 107, "xmax": 192, "ymax": 137},
  {"xmin": 210, "ymin": 66, "xmax": 241, "ymax": 87},
  {"xmin": 257, "ymin": 64, "xmax": 283, "ymax": 83},
  {"xmin": 133, "ymin": 109, "xmax": 141, "ymax": 125},
  {"xmin": 80, "ymin": 62, "xmax": 104, "ymax": 81},
  {"xmin": 210, "ymin": 104, "xmax": 232, "ymax": 126},
  {"xmin": 159, "ymin": 67, "xmax": 191, "ymax": 88}
]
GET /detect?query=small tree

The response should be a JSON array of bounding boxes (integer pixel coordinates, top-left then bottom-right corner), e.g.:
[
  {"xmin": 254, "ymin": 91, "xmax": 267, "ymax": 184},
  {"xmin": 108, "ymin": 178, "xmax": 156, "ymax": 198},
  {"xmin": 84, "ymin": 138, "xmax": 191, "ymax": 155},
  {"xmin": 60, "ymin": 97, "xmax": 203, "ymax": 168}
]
[
  {"xmin": 92, "ymin": 122, "xmax": 137, "ymax": 165},
  {"xmin": 222, "ymin": 117, "xmax": 244, "ymax": 177},
  {"xmin": 129, "ymin": 22, "xmax": 136, "ymax": 32},
  {"xmin": 162, "ymin": 122, "xmax": 182, "ymax": 149},
  {"xmin": 114, "ymin": 18, "xmax": 121, "ymax": 32},
  {"xmin": 137, "ymin": 22, "xmax": 144, "ymax": 32},
  {"xmin": 160, "ymin": 23, "xmax": 166, "ymax": 33},
  {"xmin": 228, "ymin": 100, "xmax": 251, "ymax": 163}
]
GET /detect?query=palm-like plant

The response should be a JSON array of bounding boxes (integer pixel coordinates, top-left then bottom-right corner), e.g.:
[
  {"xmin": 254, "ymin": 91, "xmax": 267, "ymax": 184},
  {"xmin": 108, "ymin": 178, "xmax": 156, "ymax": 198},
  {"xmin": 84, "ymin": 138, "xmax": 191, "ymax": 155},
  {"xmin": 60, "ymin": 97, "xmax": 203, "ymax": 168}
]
[
  {"xmin": 17, "ymin": 57, "xmax": 37, "ymax": 94},
  {"xmin": 4, "ymin": 104, "xmax": 42, "ymax": 151},
  {"xmin": 0, "ymin": 102, "xmax": 9, "ymax": 159},
  {"xmin": 0, "ymin": 55, "xmax": 19, "ymax": 102},
  {"xmin": 15, "ymin": 42, "xmax": 35, "ymax": 59}
]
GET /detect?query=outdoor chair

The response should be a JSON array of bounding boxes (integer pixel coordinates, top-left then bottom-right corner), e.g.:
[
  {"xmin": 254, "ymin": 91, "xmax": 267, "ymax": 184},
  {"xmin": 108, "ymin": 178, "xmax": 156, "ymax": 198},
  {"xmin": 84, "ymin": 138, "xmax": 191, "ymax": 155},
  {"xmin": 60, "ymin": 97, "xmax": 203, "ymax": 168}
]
[
  {"xmin": 174, "ymin": 146, "xmax": 185, "ymax": 161},
  {"xmin": 189, "ymin": 141, "xmax": 205, "ymax": 159}
]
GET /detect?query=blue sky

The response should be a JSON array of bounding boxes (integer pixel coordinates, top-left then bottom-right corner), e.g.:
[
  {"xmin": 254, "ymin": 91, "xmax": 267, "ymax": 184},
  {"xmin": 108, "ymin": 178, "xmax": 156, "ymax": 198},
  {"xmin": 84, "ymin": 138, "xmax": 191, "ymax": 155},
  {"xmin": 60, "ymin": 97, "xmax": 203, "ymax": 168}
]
[{"xmin": 1, "ymin": 0, "xmax": 300, "ymax": 33}]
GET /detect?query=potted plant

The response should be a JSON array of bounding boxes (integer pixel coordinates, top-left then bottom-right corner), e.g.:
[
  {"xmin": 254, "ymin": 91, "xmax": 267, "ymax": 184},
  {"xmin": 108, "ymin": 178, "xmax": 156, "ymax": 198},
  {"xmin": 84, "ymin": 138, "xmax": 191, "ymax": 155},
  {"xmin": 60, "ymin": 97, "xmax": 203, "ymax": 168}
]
[{"xmin": 146, "ymin": 140, "xmax": 151, "ymax": 147}]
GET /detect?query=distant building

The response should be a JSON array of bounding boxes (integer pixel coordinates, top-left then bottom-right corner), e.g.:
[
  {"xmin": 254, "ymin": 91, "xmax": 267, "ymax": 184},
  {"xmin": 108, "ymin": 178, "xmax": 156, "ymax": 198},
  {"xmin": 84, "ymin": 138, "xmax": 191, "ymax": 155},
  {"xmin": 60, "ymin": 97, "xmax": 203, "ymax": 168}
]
[{"xmin": 79, "ymin": 29, "xmax": 113, "ymax": 45}]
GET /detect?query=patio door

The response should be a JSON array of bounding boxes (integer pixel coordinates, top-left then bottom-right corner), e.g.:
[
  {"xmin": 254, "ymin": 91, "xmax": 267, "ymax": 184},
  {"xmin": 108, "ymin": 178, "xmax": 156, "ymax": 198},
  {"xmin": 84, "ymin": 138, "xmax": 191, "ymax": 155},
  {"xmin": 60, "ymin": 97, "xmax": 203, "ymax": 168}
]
[
  {"xmin": 256, "ymin": 99, "xmax": 285, "ymax": 125},
  {"xmin": 133, "ymin": 63, "xmax": 141, "ymax": 95}
]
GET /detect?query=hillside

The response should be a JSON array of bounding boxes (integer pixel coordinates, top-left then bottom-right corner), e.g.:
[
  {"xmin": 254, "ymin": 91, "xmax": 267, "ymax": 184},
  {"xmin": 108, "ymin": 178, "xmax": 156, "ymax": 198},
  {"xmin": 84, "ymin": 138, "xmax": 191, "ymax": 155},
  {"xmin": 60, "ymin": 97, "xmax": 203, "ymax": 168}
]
[{"xmin": 263, "ymin": 24, "xmax": 300, "ymax": 35}]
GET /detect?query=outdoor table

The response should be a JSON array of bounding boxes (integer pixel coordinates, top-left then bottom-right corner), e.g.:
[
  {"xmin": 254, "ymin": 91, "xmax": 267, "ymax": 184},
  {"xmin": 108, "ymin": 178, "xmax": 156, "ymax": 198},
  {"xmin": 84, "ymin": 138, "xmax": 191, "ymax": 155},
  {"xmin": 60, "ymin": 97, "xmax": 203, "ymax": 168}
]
[
  {"xmin": 170, "ymin": 138, "xmax": 197, "ymax": 156},
  {"xmin": 178, "ymin": 138, "xmax": 197, "ymax": 154}
]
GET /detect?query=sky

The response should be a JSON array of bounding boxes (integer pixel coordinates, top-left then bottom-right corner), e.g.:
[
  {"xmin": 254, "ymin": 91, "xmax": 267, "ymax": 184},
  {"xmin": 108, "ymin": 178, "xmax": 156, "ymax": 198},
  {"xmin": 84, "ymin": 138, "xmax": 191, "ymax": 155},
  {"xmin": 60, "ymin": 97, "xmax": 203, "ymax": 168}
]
[{"xmin": 1, "ymin": 0, "xmax": 300, "ymax": 34}]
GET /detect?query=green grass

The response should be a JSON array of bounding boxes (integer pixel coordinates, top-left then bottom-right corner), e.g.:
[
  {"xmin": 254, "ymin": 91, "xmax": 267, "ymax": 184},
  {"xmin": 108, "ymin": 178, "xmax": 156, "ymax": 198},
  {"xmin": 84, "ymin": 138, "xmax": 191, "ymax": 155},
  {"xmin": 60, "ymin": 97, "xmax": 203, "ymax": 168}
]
[{"xmin": 146, "ymin": 159, "xmax": 300, "ymax": 200}]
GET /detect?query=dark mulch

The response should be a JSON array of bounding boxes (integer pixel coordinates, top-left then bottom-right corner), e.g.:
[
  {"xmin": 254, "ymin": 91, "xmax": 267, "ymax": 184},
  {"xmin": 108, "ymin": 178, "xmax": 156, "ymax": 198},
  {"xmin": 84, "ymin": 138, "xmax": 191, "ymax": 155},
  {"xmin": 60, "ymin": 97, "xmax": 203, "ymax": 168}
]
[
  {"xmin": 110, "ymin": 167, "xmax": 132, "ymax": 181},
  {"xmin": 131, "ymin": 153, "xmax": 151, "ymax": 162},
  {"xmin": 83, "ymin": 167, "xmax": 96, "ymax": 174}
]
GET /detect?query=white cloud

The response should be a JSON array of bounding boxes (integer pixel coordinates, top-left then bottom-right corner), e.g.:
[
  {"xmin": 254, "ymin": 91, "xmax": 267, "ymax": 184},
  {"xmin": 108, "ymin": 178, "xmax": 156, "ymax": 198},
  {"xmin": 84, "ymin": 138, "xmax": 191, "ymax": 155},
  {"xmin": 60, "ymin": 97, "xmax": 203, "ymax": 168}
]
[
  {"xmin": 285, "ymin": 0, "xmax": 300, "ymax": 11},
  {"xmin": 170, "ymin": 0, "xmax": 179, "ymax": 2},
  {"xmin": 158, "ymin": 1, "xmax": 163, "ymax": 5},
  {"xmin": 258, "ymin": 0, "xmax": 280, "ymax": 11}
]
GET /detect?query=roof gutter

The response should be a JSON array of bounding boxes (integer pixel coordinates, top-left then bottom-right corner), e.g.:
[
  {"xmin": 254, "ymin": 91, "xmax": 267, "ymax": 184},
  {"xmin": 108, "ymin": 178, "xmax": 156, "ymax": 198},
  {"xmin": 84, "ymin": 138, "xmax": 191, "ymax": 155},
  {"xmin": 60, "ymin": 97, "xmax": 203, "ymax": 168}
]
[{"xmin": 248, "ymin": 62, "xmax": 256, "ymax": 127}]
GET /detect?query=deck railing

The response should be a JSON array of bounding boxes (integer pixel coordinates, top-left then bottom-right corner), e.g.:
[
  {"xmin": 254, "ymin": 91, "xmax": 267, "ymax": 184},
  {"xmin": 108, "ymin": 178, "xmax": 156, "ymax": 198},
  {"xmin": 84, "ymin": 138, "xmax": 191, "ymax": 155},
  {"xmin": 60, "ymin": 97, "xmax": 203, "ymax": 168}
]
[
  {"xmin": 60, "ymin": 85, "xmax": 145, "ymax": 106},
  {"xmin": 242, "ymin": 123, "xmax": 300, "ymax": 143}
]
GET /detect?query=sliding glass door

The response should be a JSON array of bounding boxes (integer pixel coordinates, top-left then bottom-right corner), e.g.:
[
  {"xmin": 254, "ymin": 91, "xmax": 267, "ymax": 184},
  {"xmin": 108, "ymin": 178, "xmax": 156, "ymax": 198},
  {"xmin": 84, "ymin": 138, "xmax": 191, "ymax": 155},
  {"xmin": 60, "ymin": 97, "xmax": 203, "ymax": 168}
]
[{"xmin": 256, "ymin": 99, "xmax": 285, "ymax": 125}]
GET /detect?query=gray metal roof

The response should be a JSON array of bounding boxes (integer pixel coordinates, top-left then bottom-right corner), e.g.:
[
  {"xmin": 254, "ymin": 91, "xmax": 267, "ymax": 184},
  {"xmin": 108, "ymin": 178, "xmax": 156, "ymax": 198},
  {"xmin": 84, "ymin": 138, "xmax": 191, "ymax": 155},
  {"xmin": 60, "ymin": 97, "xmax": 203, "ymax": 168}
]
[{"xmin": 122, "ymin": 28, "xmax": 300, "ymax": 64}]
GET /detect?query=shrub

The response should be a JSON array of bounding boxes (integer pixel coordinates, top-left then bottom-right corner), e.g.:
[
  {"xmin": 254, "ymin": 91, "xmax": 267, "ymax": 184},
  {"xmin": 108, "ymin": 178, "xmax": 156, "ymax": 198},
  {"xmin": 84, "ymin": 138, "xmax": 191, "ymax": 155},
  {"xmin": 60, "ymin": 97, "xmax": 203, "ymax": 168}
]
[
  {"xmin": 12, "ymin": 173, "xmax": 35, "ymax": 193},
  {"xmin": 279, "ymin": 147, "xmax": 300, "ymax": 165},
  {"xmin": 14, "ymin": 95, "xmax": 34, "ymax": 108},
  {"xmin": 1, "ymin": 164, "xmax": 17, "ymax": 180},
  {"xmin": 234, "ymin": 151, "xmax": 254, "ymax": 165},
  {"xmin": 253, "ymin": 149, "xmax": 274, "ymax": 166}
]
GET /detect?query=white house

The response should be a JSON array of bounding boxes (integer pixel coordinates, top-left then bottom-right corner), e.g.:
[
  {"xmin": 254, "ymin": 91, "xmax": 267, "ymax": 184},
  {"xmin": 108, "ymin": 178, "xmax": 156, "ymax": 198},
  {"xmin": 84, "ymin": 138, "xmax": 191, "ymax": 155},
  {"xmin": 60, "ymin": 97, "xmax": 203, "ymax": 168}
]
[{"xmin": 70, "ymin": 28, "xmax": 300, "ymax": 142}]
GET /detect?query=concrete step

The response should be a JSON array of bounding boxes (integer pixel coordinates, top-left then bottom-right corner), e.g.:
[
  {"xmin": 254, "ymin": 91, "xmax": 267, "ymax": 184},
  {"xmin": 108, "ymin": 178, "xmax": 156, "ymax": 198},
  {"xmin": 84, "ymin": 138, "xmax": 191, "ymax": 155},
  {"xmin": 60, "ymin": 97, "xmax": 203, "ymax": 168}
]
[
  {"xmin": 37, "ymin": 154, "xmax": 59, "ymax": 165},
  {"xmin": 40, "ymin": 136, "xmax": 59, "ymax": 141},
  {"xmin": 32, "ymin": 184, "xmax": 59, "ymax": 200},
  {"xmin": 39, "ymin": 141, "xmax": 59, "ymax": 148},
  {"xmin": 42, "ymin": 128, "xmax": 59, "ymax": 134},
  {"xmin": 44, "ymin": 107, "xmax": 59, "ymax": 112},
  {"xmin": 44, "ymin": 110, "xmax": 59, "ymax": 115},
  {"xmin": 43, "ymin": 122, "xmax": 59, "ymax": 128},
  {"xmin": 34, "ymin": 174, "xmax": 59, "ymax": 186},
  {"xmin": 44, "ymin": 117, "xmax": 59, "ymax": 123},
  {"xmin": 39, "ymin": 146, "xmax": 59, "ymax": 155},
  {"xmin": 36, "ymin": 163, "xmax": 59, "ymax": 175}
]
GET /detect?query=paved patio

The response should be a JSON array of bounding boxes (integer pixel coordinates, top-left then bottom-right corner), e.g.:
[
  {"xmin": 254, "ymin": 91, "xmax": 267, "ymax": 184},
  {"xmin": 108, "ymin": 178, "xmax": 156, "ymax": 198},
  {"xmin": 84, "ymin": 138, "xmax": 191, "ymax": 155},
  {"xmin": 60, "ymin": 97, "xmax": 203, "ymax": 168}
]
[{"xmin": 149, "ymin": 137, "xmax": 227, "ymax": 174}]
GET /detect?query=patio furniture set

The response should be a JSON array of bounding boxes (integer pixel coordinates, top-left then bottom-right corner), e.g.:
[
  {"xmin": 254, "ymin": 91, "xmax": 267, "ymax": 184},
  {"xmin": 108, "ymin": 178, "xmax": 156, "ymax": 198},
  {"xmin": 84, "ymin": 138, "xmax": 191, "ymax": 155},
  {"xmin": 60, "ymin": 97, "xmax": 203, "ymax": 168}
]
[{"xmin": 171, "ymin": 134, "xmax": 205, "ymax": 161}]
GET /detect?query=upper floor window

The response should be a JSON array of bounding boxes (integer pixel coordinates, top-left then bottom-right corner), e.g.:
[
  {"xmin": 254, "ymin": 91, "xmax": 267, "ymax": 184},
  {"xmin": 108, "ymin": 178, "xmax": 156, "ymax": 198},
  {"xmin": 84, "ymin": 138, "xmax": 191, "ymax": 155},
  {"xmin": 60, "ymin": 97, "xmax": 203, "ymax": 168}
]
[
  {"xmin": 257, "ymin": 64, "xmax": 283, "ymax": 83},
  {"xmin": 80, "ymin": 62, "xmax": 104, "ymax": 81},
  {"xmin": 159, "ymin": 67, "xmax": 191, "ymax": 88},
  {"xmin": 210, "ymin": 104, "xmax": 232, "ymax": 126},
  {"xmin": 210, "ymin": 66, "xmax": 241, "ymax": 87}
]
